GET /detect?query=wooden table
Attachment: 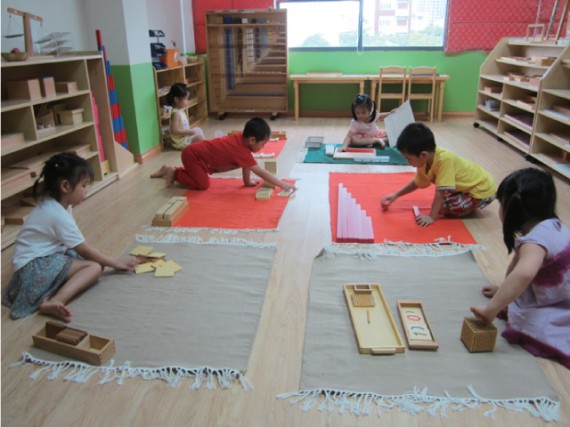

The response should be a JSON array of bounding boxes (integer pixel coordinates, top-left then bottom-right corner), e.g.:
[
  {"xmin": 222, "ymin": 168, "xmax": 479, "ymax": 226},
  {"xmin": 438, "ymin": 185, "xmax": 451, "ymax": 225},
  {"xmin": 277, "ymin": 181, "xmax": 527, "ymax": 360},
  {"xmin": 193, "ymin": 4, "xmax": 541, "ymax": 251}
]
[{"xmin": 289, "ymin": 72, "xmax": 450, "ymax": 121}]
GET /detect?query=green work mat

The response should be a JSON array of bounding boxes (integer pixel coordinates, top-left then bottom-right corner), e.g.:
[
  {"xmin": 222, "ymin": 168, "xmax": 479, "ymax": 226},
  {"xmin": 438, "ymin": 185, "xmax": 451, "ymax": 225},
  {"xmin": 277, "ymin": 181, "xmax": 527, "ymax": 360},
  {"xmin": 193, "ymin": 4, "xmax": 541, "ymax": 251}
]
[{"xmin": 303, "ymin": 144, "xmax": 408, "ymax": 165}]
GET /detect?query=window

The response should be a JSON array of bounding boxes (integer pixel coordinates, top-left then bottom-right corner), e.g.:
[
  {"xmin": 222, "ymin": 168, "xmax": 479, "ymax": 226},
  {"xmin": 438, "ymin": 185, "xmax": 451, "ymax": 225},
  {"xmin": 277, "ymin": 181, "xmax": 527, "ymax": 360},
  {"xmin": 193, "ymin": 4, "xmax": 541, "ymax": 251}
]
[{"xmin": 278, "ymin": 0, "xmax": 448, "ymax": 49}]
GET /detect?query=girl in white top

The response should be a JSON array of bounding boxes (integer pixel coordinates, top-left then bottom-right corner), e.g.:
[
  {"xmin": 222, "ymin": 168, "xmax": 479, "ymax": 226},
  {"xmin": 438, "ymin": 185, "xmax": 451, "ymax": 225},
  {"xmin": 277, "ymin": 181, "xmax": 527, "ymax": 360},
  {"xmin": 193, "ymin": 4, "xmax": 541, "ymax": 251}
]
[
  {"xmin": 167, "ymin": 83, "xmax": 205, "ymax": 150},
  {"xmin": 340, "ymin": 93, "xmax": 393, "ymax": 151},
  {"xmin": 3, "ymin": 152, "xmax": 139, "ymax": 322}
]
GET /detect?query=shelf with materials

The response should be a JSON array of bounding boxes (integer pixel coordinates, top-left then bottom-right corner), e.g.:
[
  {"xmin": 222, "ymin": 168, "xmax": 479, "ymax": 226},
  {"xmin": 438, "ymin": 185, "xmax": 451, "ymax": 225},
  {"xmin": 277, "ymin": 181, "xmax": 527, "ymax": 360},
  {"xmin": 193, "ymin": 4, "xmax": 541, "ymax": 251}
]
[{"xmin": 1, "ymin": 53, "xmax": 136, "ymax": 250}]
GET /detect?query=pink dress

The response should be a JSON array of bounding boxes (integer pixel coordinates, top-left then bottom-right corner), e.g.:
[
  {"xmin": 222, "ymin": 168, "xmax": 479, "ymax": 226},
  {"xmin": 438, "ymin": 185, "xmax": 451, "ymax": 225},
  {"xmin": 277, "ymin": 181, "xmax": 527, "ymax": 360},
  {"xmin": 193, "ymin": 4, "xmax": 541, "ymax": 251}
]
[
  {"xmin": 348, "ymin": 111, "xmax": 387, "ymax": 139},
  {"xmin": 499, "ymin": 218, "xmax": 570, "ymax": 368}
]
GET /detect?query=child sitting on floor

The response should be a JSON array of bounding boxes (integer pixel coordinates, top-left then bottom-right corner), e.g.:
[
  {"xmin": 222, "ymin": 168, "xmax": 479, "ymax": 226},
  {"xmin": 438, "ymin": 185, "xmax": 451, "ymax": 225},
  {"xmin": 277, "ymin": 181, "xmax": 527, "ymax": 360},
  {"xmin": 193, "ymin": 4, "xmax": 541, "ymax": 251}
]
[
  {"xmin": 380, "ymin": 123, "xmax": 496, "ymax": 227},
  {"xmin": 166, "ymin": 82, "xmax": 205, "ymax": 150},
  {"xmin": 151, "ymin": 117, "xmax": 296, "ymax": 192},
  {"xmin": 471, "ymin": 168, "xmax": 570, "ymax": 368},
  {"xmin": 3, "ymin": 152, "xmax": 139, "ymax": 322},
  {"xmin": 340, "ymin": 93, "xmax": 393, "ymax": 151}
]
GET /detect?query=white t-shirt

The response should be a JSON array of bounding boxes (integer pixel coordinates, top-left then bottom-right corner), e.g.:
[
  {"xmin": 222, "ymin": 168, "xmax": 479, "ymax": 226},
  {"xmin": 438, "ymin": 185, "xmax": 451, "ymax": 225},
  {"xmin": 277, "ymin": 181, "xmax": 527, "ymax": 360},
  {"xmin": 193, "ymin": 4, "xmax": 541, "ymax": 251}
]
[{"xmin": 12, "ymin": 197, "xmax": 85, "ymax": 271}]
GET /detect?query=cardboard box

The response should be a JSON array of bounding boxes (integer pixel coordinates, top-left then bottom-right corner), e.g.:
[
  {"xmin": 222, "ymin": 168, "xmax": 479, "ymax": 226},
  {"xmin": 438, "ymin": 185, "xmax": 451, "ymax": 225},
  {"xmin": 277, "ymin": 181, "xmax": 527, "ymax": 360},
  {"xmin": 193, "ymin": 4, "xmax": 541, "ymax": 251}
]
[
  {"xmin": 39, "ymin": 77, "xmax": 56, "ymax": 97},
  {"xmin": 6, "ymin": 79, "xmax": 42, "ymax": 100},
  {"xmin": 55, "ymin": 81, "xmax": 78, "ymax": 94},
  {"xmin": 57, "ymin": 108, "xmax": 84, "ymax": 125}
]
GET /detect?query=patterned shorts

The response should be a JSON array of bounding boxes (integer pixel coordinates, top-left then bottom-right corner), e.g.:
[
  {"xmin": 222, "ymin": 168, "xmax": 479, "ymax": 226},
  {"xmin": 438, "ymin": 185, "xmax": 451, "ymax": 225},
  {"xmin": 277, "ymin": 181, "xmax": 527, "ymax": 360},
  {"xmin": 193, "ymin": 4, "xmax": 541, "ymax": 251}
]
[{"xmin": 440, "ymin": 191, "xmax": 494, "ymax": 218}]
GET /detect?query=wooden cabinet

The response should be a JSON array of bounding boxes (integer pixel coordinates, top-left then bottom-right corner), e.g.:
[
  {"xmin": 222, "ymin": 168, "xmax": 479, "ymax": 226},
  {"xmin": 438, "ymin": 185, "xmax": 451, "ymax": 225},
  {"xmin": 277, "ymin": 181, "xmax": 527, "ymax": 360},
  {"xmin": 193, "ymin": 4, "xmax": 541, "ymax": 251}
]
[
  {"xmin": 206, "ymin": 9, "xmax": 288, "ymax": 119},
  {"xmin": 1, "ymin": 53, "xmax": 136, "ymax": 249},
  {"xmin": 474, "ymin": 37, "xmax": 570, "ymax": 178},
  {"xmin": 153, "ymin": 58, "xmax": 208, "ymax": 148}
]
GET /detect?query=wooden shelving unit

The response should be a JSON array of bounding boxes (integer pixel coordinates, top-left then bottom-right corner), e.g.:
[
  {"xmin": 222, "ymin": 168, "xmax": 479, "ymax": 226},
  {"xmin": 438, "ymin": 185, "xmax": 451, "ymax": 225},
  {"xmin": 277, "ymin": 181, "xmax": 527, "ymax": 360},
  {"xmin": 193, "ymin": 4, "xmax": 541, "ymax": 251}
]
[
  {"xmin": 1, "ymin": 53, "xmax": 136, "ymax": 249},
  {"xmin": 205, "ymin": 9, "xmax": 288, "ymax": 119},
  {"xmin": 474, "ymin": 37, "xmax": 570, "ymax": 179},
  {"xmin": 153, "ymin": 58, "xmax": 208, "ymax": 148}
]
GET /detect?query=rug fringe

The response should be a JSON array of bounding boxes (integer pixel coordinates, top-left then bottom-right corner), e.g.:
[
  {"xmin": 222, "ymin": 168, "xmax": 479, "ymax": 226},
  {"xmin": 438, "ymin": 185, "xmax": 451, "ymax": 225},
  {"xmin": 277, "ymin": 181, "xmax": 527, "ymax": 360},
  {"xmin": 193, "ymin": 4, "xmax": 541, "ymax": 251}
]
[
  {"xmin": 321, "ymin": 241, "xmax": 482, "ymax": 258},
  {"xmin": 12, "ymin": 352, "xmax": 253, "ymax": 391},
  {"xmin": 276, "ymin": 386, "xmax": 560, "ymax": 422},
  {"xmin": 136, "ymin": 234, "xmax": 277, "ymax": 249}
]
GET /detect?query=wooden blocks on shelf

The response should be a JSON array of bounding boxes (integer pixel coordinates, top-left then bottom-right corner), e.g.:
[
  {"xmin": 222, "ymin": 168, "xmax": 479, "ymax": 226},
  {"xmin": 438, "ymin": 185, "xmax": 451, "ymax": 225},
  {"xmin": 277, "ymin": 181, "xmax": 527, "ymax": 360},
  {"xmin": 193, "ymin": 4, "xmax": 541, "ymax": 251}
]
[
  {"xmin": 460, "ymin": 317, "xmax": 497, "ymax": 353},
  {"xmin": 55, "ymin": 81, "xmax": 78, "ymax": 94},
  {"xmin": 344, "ymin": 283, "xmax": 405, "ymax": 355},
  {"xmin": 57, "ymin": 108, "xmax": 84, "ymax": 125},
  {"xmin": 337, "ymin": 184, "xmax": 374, "ymax": 244},
  {"xmin": 151, "ymin": 196, "xmax": 188, "ymax": 227},
  {"xmin": 32, "ymin": 321, "xmax": 115, "ymax": 365},
  {"xmin": 397, "ymin": 300, "xmax": 438, "ymax": 350},
  {"xmin": 6, "ymin": 78, "xmax": 42, "ymax": 100}
]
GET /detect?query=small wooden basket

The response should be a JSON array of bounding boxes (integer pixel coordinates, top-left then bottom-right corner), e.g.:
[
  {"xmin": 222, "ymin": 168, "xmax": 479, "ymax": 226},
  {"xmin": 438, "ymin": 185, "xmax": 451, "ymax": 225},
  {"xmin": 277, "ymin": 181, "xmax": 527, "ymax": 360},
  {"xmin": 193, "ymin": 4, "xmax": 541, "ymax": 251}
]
[{"xmin": 460, "ymin": 317, "xmax": 497, "ymax": 353}]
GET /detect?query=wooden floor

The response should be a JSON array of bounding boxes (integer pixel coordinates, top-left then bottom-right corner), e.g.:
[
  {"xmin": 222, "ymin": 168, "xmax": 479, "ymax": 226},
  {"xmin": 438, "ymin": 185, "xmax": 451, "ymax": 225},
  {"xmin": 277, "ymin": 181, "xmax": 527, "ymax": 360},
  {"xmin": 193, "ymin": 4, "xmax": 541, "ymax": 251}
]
[{"xmin": 2, "ymin": 116, "xmax": 569, "ymax": 427}]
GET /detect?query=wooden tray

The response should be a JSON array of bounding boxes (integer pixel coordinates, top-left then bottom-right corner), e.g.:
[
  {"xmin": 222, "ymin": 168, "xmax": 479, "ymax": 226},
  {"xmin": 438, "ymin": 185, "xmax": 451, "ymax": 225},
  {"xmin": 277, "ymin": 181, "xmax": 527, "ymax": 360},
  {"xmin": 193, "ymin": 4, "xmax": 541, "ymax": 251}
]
[
  {"xmin": 344, "ymin": 283, "xmax": 405, "ymax": 354},
  {"xmin": 32, "ymin": 321, "xmax": 115, "ymax": 365},
  {"xmin": 334, "ymin": 147, "xmax": 376, "ymax": 159},
  {"xmin": 397, "ymin": 300, "xmax": 439, "ymax": 350}
]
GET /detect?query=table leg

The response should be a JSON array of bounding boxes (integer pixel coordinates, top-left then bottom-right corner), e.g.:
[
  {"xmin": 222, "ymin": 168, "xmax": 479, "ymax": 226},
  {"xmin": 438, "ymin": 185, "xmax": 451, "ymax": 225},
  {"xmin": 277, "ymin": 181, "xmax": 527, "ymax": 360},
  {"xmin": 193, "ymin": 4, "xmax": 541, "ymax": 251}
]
[
  {"xmin": 370, "ymin": 80, "xmax": 377, "ymax": 105},
  {"xmin": 359, "ymin": 81, "xmax": 365, "ymax": 95},
  {"xmin": 437, "ymin": 81, "xmax": 445, "ymax": 121},
  {"xmin": 294, "ymin": 81, "xmax": 300, "ymax": 120}
]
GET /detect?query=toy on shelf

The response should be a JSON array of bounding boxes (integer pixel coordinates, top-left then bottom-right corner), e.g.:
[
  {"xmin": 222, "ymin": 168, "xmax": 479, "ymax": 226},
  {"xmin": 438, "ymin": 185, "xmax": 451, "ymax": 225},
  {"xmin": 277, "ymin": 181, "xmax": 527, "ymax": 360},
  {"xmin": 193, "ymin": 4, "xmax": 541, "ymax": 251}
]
[{"xmin": 344, "ymin": 283, "xmax": 405, "ymax": 355}]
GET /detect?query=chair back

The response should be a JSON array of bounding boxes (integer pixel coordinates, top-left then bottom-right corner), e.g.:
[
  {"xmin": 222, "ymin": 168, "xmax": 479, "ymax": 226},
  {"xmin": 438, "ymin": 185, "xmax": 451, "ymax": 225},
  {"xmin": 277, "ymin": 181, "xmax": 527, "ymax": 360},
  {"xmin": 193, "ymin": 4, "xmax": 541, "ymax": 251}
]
[
  {"xmin": 377, "ymin": 66, "xmax": 407, "ymax": 111},
  {"xmin": 407, "ymin": 66, "xmax": 437, "ymax": 121}
]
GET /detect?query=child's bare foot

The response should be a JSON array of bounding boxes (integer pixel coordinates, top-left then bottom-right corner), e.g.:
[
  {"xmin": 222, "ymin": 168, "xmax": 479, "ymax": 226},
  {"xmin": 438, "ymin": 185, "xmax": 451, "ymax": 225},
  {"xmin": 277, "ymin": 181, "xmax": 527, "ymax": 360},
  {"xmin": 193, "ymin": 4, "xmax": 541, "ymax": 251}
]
[
  {"xmin": 165, "ymin": 166, "xmax": 175, "ymax": 187},
  {"xmin": 39, "ymin": 299, "xmax": 72, "ymax": 322},
  {"xmin": 151, "ymin": 164, "xmax": 170, "ymax": 178}
]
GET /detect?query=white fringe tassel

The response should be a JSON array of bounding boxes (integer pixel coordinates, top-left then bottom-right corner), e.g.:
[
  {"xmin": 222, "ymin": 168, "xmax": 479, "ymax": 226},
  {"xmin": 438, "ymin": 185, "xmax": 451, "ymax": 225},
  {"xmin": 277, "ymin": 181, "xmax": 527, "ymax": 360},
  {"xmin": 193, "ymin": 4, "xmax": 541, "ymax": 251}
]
[
  {"xmin": 12, "ymin": 352, "xmax": 253, "ymax": 391},
  {"xmin": 276, "ymin": 386, "xmax": 560, "ymax": 422},
  {"xmin": 321, "ymin": 241, "xmax": 482, "ymax": 259},
  {"xmin": 136, "ymin": 234, "xmax": 277, "ymax": 249}
]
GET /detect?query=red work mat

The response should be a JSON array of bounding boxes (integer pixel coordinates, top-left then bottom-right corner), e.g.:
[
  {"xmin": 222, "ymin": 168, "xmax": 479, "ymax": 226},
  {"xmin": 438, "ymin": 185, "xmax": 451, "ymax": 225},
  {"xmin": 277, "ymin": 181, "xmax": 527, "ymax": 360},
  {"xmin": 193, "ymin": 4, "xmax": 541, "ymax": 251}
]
[
  {"xmin": 174, "ymin": 178, "xmax": 295, "ymax": 230},
  {"xmin": 256, "ymin": 138, "xmax": 287, "ymax": 157},
  {"xmin": 329, "ymin": 172, "xmax": 477, "ymax": 244}
]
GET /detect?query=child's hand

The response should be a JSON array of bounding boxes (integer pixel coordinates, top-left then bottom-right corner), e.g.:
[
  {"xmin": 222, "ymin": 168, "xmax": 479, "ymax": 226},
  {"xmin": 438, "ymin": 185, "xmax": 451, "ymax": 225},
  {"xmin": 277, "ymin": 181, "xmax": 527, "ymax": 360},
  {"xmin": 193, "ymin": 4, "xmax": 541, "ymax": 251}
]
[
  {"xmin": 380, "ymin": 194, "xmax": 396, "ymax": 210},
  {"xmin": 244, "ymin": 179, "xmax": 259, "ymax": 187},
  {"xmin": 280, "ymin": 182, "xmax": 296, "ymax": 192},
  {"xmin": 470, "ymin": 305, "xmax": 495, "ymax": 323},
  {"xmin": 482, "ymin": 284, "xmax": 499, "ymax": 298},
  {"xmin": 415, "ymin": 214, "xmax": 434, "ymax": 227},
  {"xmin": 116, "ymin": 256, "xmax": 139, "ymax": 272}
]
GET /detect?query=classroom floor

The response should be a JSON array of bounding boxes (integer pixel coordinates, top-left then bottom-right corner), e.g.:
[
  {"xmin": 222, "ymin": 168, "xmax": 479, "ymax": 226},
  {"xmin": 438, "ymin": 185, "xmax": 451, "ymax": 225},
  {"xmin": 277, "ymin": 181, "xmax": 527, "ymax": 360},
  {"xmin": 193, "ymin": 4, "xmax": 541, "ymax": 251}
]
[{"xmin": 2, "ymin": 116, "xmax": 569, "ymax": 427}]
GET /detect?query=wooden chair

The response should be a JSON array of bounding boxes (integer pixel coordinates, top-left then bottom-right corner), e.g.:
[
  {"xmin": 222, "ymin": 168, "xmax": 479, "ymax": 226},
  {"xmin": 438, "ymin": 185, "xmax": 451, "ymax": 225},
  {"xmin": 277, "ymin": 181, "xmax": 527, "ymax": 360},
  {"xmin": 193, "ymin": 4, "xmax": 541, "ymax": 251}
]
[
  {"xmin": 377, "ymin": 66, "xmax": 407, "ymax": 112},
  {"xmin": 407, "ymin": 66, "xmax": 437, "ymax": 122}
]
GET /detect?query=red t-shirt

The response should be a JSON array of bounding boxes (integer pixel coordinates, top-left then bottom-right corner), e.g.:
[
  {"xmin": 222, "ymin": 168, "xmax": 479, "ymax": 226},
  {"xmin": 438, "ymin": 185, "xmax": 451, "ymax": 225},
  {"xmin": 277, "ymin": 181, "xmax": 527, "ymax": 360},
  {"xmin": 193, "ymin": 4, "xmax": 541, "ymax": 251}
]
[{"xmin": 187, "ymin": 132, "xmax": 257, "ymax": 173}]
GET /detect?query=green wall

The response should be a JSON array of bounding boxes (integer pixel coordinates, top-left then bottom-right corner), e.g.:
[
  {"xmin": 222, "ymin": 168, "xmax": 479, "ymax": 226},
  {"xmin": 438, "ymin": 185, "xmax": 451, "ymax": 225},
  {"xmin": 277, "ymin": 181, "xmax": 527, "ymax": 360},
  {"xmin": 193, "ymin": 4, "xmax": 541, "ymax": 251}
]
[
  {"xmin": 288, "ymin": 50, "xmax": 488, "ymax": 113},
  {"xmin": 112, "ymin": 63, "xmax": 159, "ymax": 155}
]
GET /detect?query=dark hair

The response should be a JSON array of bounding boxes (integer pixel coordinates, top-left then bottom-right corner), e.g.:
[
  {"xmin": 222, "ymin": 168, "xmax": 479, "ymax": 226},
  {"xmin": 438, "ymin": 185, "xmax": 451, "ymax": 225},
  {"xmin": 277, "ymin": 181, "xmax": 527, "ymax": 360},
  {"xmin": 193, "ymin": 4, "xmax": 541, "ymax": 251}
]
[
  {"xmin": 497, "ymin": 167, "xmax": 557, "ymax": 252},
  {"xmin": 396, "ymin": 123, "xmax": 436, "ymax": 156},
  {"xmin": 33, "ymin": 152, "xmax": 94, "ymax": 201},
  {"xmin": 243, "ymin": 117, "xmax": 271, "ymax": 142},
  {"xmin": 166, "ymin": 83, "xmax": 189, "ymax": 106},
  {"xmin": 351, "ymin": 93, "xmax": 377, "ymax": 123}
]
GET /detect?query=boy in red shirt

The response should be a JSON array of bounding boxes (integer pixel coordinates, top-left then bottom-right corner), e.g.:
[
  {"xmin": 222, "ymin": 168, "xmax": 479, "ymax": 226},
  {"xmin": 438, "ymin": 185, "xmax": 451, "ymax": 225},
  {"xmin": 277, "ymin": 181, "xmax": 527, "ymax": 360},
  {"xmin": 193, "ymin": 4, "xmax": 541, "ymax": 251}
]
[{"xmin": 151, "ymin": 117, "xmax": 296, "ymax": 192}]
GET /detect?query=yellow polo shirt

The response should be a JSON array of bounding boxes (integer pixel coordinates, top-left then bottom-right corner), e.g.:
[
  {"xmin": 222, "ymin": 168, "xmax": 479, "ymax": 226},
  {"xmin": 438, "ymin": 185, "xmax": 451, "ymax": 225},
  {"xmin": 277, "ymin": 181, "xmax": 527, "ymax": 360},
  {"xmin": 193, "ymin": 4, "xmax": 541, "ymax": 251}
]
[{"xmin": 413, "ymin": 147, "xmax": 496, "ymax": 199}]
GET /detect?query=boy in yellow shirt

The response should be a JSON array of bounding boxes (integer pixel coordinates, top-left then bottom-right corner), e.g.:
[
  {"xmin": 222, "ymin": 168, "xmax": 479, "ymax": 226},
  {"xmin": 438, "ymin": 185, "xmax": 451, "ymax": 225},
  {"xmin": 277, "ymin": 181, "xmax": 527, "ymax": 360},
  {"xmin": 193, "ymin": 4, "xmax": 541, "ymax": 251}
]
[{"xmin": 381, "ymin": 123, "xmax": 496, "ymax": 227}]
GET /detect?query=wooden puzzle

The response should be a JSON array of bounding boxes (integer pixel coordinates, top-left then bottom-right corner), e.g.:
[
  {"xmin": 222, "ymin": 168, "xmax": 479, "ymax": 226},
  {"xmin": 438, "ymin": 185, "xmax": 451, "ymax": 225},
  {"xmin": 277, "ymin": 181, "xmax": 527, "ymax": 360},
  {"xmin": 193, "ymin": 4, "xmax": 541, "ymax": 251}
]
[
  {"xmin": 33, "ymin": 321, "xmax": 115, "ymax": 365},
  {"xmin": 151, "ymin": 196, "xmax": 188, "ymax": 227},
  {"xmin": 344, "ymin": 283, "xmax": 405, "ymax": 354},
  {"xmin": 397, "ymin": 300, "xmax": 439, "ymax": 350}
]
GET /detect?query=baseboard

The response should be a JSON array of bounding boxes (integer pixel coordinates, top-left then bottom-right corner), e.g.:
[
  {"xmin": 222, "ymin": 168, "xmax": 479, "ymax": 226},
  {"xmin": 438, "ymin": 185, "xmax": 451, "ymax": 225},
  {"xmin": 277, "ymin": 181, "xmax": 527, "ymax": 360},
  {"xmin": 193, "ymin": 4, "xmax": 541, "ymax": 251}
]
[{"xmin": 134, "ymin": 144, "xmax": 163, "ymax": 164}]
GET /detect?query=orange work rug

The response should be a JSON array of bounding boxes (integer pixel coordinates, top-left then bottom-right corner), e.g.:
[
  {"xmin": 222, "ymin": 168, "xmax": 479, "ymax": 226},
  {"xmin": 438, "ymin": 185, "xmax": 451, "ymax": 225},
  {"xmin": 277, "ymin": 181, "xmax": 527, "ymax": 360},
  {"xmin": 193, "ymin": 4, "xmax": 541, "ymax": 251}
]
[
  {"xmin": 255, "ymin": 138, "xmax": 287, "ymax": 158},
  {"xmin": 329, "ymin": 172, "xmax": 477, "ymax": 244},
  {"xmin": 174, "ymin": 177, "xmax": 295, "ymax": 230}
]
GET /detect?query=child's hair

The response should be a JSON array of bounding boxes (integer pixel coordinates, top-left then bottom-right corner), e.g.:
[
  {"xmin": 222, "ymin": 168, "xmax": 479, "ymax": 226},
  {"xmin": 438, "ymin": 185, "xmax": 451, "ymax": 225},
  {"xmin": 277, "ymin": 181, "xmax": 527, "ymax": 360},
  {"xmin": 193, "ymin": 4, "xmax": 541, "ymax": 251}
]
[
  {"xmin": 351, "ymin": 93, "xmax": 377, "ymax": 123},
  {"xmin": 166, "ymin": 83, "xmax": 189, "ymax": 106},
  {"xmin": 33, "ymin": 152, "xmax": 94, "ymax": 201},
  {"xmin": 243, "ymin": 117, "xmax": 271, "ymax": 142},
  {"xmin": 396, "ymin": 123, "xmax": 436, "ymax": 156},
  {"xmin": 497, "ymin": 167, "xmax": 558, "ymax": 252}
]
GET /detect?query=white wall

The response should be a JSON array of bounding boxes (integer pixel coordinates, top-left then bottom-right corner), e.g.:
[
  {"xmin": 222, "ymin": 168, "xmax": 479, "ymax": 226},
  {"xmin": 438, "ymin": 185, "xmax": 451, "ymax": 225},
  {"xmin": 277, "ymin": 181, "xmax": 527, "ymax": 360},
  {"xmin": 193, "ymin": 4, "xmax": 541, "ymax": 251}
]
[
  {"xmin": 146, "ymin": 0, "xmax": 195, "ymax": 54},
  {"xmin": 1, "ymin": 0, "xmax": 89, "ymax": 53}
]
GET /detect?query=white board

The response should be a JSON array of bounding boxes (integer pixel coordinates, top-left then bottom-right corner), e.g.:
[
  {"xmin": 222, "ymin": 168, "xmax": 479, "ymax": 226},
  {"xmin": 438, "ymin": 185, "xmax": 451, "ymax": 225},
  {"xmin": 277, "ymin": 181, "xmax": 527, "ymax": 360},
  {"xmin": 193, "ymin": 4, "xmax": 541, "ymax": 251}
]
[{"xmin": 384, "ymin": 101, "xmax": 415, "ymax": 148}]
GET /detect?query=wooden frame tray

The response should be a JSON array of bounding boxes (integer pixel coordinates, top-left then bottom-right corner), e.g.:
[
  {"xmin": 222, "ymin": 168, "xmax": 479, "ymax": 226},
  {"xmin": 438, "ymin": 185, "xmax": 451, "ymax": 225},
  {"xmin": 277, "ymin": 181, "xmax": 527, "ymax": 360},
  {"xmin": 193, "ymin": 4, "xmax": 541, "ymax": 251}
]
[
  {"xmin": 397, "ymin": 300, "xmax": 439, "ymax": 350},
  {"xmin": 32, "ymin": 321, "xmax": 115, "ymax": 365},
  {"xmin": 333, "ymin": 147, "xmax": 376, "ymax": 160},
  {"xmin": 344, "ymin": 283, "xmax": 405, "ymax": 354}
]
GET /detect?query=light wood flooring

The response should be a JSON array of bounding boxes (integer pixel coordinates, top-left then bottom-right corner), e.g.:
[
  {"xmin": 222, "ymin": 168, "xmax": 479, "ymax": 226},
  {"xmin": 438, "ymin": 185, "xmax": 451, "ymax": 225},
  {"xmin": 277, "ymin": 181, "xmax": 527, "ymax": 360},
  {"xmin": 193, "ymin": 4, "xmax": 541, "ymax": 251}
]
[{"xmin": 2, "ymin": 116, "xmax": 570, "ymax": 427}]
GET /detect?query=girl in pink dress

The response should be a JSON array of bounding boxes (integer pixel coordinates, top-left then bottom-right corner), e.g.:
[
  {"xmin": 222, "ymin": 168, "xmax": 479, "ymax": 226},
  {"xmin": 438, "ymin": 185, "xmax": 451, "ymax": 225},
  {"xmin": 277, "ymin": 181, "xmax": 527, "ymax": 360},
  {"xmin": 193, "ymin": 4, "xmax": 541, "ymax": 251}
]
[
  {"xmin": 471, "ymin": 168, "xmax": 570, "ymax": 368},
  {"xmin": 340, "ymin": 93, "xmax": 392, "ymax": 151}
]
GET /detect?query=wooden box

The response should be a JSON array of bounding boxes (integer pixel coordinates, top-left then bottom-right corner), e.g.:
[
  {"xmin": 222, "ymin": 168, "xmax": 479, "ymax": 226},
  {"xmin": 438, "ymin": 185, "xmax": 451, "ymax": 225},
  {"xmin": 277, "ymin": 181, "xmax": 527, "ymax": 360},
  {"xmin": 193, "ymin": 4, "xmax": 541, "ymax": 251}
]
[
  {"xmin": 32, "ymin": 321, "xmax": 115, "ymax": 366},
  {"xmin": 397, "ymin": 300, "xmax": 438, "ymax": 350},
  {"xmin": 152, "ymin": 196, "xmax": 188, "ymax": 226},
  {"xmin": 553, "ymin": 104, "xmax": 570, "ymax": 117},
  {"xmin": 1, "ymin": 168, "xmax": 33, "ymax": 197},
  {"xmin": 7, "ymin": 78, "xmax": 42, "ymax": 100},
  {"xmin": 55, "ymin": 81, "xmax": 78, "ymax": 94},
  {"xmin": 1, "ymin": 132, "xmax": 25, "ymax": 148},
  {"xmin": 460, "ymin": 317, "xmax": 497, "ymax": 353},
  {"xmin": 39, "ymin": 77, "xmax": 56, "ymax": 97},
  {"xmin": 57, "ymin": 108, "xmax": 84, "ymax": 125},
  {"xmin": 2, "ymin": 204, "xmax": 33, "ymax": 225}
]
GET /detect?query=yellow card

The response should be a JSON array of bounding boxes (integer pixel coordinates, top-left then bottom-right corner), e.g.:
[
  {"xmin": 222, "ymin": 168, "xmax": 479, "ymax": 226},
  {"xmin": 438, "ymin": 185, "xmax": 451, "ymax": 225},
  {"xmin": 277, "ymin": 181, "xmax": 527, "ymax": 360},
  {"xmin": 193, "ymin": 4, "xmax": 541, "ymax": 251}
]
[
  {"xmin": 154, "ymin": 266, "xmax": 175, "ymax": 278},
  {"xmin": 163, "ymin": 260, "xmax": 182, "ymax": 273},
  {"xmin": 130, "ymin": 245, "xmax": 153, "ymax": 256},
  {"xmin": 146, "ymin": 252, "xmax": 167, "ymax": 259},
  {"xmin": 135, "ymin": 262, "xmax": 155, "ymax": 275}
]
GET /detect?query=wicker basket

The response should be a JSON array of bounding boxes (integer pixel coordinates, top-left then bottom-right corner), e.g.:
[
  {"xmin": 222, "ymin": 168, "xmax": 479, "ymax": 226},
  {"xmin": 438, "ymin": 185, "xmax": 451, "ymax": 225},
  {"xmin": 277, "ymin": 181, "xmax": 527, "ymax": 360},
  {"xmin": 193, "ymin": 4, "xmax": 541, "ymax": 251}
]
[{"xmin": 460, "ymin": 317, "xmax": 497, "ymax": 353}]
